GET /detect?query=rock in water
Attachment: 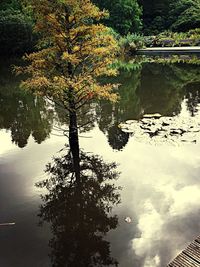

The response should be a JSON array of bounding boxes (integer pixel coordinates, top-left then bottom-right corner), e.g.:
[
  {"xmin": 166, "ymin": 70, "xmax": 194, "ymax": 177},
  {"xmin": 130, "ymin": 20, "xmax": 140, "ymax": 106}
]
[
  {"xmin": 125, "ymin": 217, "xmax": 132, "ymax": 223},
  {"xmin": 143, "ymin": 113, "xmax": 162, "ymax": 119}
]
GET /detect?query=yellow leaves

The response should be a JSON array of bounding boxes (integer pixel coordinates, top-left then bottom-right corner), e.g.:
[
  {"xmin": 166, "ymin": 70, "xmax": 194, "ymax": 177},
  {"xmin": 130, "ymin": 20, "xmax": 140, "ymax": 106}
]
[
  {"xmin": 53, "ymin": 76, "xmax": 59, "ymax": 82},
  {"xmin": 32, "ymin": 59, "xmax": 47, "ymax": 69},
  {"xmin": 21, "ymin": 76, "xmax": 51, "ymax": 93},
  {"xmin": 93, "ymin": 47, "xmax": 108, "ymax": 55},
  {"xmin": 62, "ymin": 51, "xmax": 80, "ymax": 64},
  {"xmin": 62, "ymin": 51, "xmax": 70, "ymax": 60},
  {"xmin": 92, "ymin": 83, "xmax": 119, "ymax": 103},
  {"xmin": 13, "ymin": 66, "xmax": 24, "ymax": 76},
  {"xmin": 72, "ymin": 45, "xmax": 80, "ymax": 53},
  {"xmin": 19, "ymin": 0, "xmax": 119, "ymax": 106}
]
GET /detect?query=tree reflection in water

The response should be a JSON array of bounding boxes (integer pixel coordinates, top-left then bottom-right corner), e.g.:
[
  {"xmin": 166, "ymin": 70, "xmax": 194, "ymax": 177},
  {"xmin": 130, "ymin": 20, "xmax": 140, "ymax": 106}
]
[
  {"xmin": 184, "ymin": 82, "xmax": 200, "ymax": 117},
  {"xmin": 107, "ymin": 124, "xmax": 130, "ymax": 151},
  {"xmin": 0, "ymin": 59, "xmax": 54, "ymax": 147},
  {"xmin": 1, "ymin": 59, "xmax": 200, "ymax": 151},
  {"xmin": 96, "ymin": 62, "xmax": 200, "ymax": 150},
  {"xmin": 37, "ymin": 143, "xmax": 121, "ymax": 267}
]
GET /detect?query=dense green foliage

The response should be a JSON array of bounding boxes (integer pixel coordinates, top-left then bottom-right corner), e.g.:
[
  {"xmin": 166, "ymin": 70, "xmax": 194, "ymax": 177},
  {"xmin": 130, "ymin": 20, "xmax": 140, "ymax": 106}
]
[
  {"xmin": 0, "ymin": 0, "xmax": 200, "ymax": 55},
  {"xmin": 139, "ymin": 0, "xmax": 200, "ymax": 34},
  {"xmin": 93, "ymin": 0, "xmax": 142, "ymax": 35},
  {"xmin": 0, "ymin": 0, "xmax": 21, "ymax": 10},
  {"xmin": 145, "ymin": 29, "xmax": 200, "ymax": 47},
  {"xmin": 119, "ymin": 33, "xmax": 145, "ymax": 53},
  {"xmin": 169, "ymin": 0, "xmax": 200, "ymax": 32},
  {"xmin": 0, "ymin": 9, "xmax": 34, "ymax": 55},
  {"xmin": 0, "ymin": 0, "xmax": 35, "ymax": 55}
]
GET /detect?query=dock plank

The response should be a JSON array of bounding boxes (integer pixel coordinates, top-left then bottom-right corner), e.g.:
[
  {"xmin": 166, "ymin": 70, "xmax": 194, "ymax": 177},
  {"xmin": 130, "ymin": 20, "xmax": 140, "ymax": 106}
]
[
  {"xmin": 167, "ymin": 235, "xmax": 200, "ymax": 267},
  {"xmin": 136, "ymin": 46, "xmax": 200, "ymax": 55}
]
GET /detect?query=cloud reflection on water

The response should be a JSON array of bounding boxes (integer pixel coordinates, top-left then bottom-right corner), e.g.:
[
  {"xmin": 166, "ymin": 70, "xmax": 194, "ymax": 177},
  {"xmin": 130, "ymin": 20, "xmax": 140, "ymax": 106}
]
[{"xmin": 81, "ymin": 133, "xmax": 200, "ymax": 266}]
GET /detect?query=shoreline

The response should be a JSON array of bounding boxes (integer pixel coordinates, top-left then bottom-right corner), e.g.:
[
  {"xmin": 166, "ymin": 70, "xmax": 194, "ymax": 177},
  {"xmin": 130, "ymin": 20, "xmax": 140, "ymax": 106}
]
[{"xmin": 136, "ymin": 46, "xmax": 200, "ymax": 55}]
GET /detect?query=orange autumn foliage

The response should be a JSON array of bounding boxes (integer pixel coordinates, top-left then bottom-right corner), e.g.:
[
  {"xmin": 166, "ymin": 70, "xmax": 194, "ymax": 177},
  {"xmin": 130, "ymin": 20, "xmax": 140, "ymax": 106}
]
[{"xmin": 16, "ymin": 0, "xmax": 119, "ymax": 111}]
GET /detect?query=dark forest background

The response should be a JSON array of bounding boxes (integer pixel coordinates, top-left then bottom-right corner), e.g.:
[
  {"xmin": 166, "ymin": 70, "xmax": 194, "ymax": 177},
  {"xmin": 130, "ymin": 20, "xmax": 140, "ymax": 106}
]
[{"xmin": 0, "ymin": 0, "xmax": 200, "ymax": 55}]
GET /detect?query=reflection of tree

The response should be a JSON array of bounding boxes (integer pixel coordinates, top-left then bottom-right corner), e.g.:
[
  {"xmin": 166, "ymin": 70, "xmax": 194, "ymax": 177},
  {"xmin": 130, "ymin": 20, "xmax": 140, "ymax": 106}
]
[
  {"xmin": 137, "ymin": 63, "xmax": 200, "ymax": 117},
  {"xmin": 137, "ymin": 63, "xmax": 183, "ymax": 116},
  {"xmin": 108, "ymin": 124, "xmax": 129, "ymax": 151},
  {"xmin": 37, "ymin": 144, "xmax": 120, "ymax": 267},
  {"xmin": 184, "ymin": 82, "xmax": 200, "ymax": 117},
  {"xmin": 96, "ymin": 62, "xmax": 200, "ymax": 150},
  {"xmin": 96, "ymin": 68, "xmax": 141, "ymax": 150},
  {"xmin": 0, "ymin": 60, "xmax": 54, "ymax": 147},
  {"xmin": 97, "ymin": 68, "xmax": 142, "ymax": 127},
  {"xmin": 55, "ymin": 102, "xmax": 96, "ymax": 134}
]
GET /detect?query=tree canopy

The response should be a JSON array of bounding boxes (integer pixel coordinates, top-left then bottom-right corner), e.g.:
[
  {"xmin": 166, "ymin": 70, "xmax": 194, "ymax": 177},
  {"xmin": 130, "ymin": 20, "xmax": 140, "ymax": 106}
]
[
  {"xmin": 139, "ymin": 0, "xmax": 200, "ymax": 34},
  {"xmin": 93, "ymin": 0, "xmax": 142, "ymax": 35},
  {"xmin": 0, "ymin": 0, "xmax": 35, "ymax": 55},
  {"xmin": 169, "ymin": 0, "xmax": 200, "ymax": 32},
  {"xmin": 17, "ymin": 0, "xmax": 119, "ymax": 111},
  {"xmin": 0, "ymin": 0, "xmax": 21, "ymax": 10}
]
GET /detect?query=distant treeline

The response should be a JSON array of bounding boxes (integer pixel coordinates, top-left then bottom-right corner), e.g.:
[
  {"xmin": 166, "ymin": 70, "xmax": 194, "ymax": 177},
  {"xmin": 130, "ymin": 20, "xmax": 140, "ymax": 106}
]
[
  {"xmin": 139, "ymin": 0, "xmax": 200, "ymax": 34},
  {"xmin": 0, "ymin": 0, "xmax": 200, "ymax": 56},
  {"xmin": 0, "ymin": 0, "xmax": 35, "ymax": 56}
]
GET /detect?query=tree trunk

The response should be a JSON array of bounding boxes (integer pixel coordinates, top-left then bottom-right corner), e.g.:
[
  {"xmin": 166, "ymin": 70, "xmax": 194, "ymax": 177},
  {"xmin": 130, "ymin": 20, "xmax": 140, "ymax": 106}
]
[{"xmin": 69, "ymin": 96, "xmax": 81, "ymax": 184}]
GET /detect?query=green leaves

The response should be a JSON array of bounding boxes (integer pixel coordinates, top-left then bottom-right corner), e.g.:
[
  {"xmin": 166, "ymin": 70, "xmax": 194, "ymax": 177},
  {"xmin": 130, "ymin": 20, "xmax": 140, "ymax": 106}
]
[
  {"xmin": 0, "ymin": 1, "xmax": 35, "ymax": 55},
  {"xmin": 141, "ymin": 0, "xmax": 200, "ymax": 34},
  {"xmin": 93, "ymin": 0, "xmax": 142, "ymax": 35},
  {"xmin": 170, "ymin": 0, "xmax": 200, "ymax": 32}
]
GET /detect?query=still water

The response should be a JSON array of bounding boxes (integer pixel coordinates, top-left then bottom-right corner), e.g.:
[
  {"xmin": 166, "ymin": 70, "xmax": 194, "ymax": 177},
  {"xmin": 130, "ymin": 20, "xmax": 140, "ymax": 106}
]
[{"xmin": 0, "ymin": 59, "xmax": 200, "ymax": 267}]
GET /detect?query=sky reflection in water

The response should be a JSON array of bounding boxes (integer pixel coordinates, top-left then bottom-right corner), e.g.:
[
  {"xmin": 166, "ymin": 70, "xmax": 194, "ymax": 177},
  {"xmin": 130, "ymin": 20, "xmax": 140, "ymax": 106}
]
[{"xmin": 0, "ymin": 60, "xmax": 200, "ymax": 267}]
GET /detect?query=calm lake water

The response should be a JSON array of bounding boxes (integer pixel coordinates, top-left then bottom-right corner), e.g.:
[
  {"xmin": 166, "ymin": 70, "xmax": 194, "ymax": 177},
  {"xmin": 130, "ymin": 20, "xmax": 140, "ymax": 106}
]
[{"xmin": 0, "ymin": 58, "xmax": 200, "ymax": 267}]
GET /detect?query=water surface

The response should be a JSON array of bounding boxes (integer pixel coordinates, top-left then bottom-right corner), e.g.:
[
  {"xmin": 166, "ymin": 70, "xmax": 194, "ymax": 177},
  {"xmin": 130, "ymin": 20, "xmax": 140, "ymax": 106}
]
[{"xmin": 0, "ymin": 59, "xmax": 200, "ymax": 267}]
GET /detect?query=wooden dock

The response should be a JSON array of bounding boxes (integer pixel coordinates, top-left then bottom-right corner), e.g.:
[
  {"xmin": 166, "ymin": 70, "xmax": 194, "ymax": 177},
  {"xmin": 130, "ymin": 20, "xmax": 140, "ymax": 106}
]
[
  {"xmin": 136, "ymin": 46, "xmax": 200, "ymax": 55},
  {"xmin": 167, "ymin": 235, "xmax": 200, "ymax": 267}
]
